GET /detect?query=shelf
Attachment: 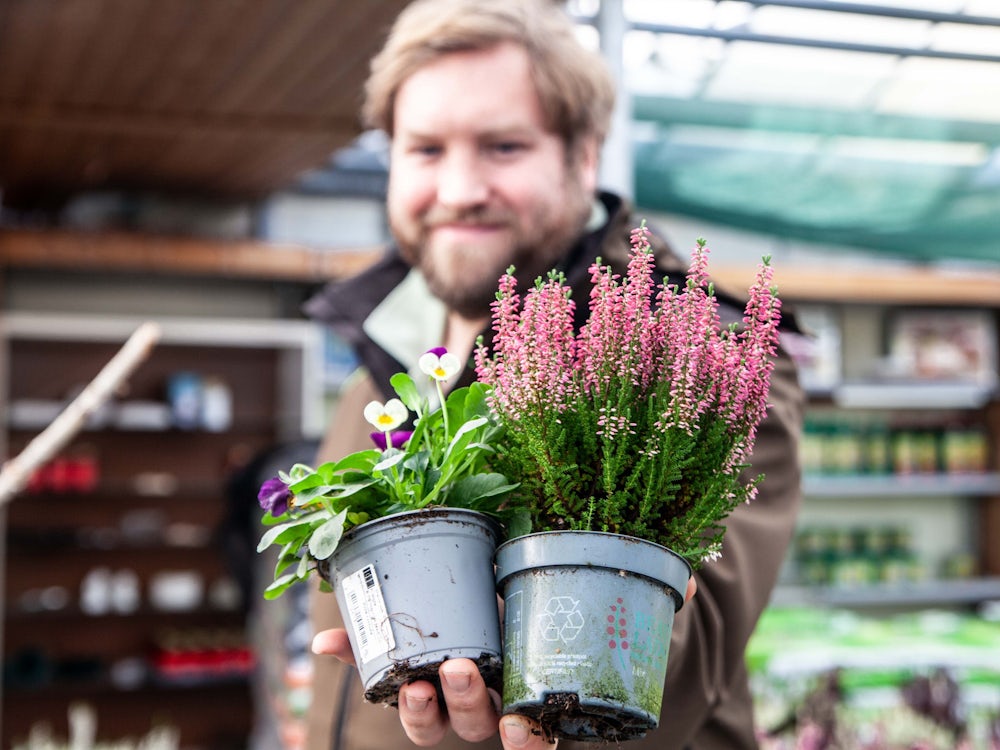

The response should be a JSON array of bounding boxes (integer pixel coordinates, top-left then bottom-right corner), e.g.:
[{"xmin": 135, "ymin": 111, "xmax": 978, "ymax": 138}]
[
  {"xmin": 772, "ymin": 576, "xmax": 1000, "ymax": 609},
  {"xmin": 3, "ymin": 605, "xmax": 245, "ymax": 624},
  {"xmin": 711, "ymin": 263, "xmax": 1000, "ymax": 307},
  {"xmin": 832, "ymin": 381, "xmax": 997, "ymax": 409},
  {"xmin": 803, "ymin": 472, "xmax": 1000, "ymax": 498},
  {"xmin": 0, "ymin": 227, "xmax": 380, "ymax": 283}
]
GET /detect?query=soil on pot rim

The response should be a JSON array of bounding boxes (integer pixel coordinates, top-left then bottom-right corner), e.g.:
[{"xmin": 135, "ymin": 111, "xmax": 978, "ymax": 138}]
[
  {"xmin": 515, "ymin": 692, "xmax": 653, "ymax": 743},
  {"xmin": 364, "ymin": 652, "xmax": 503, "ymax": 706}
]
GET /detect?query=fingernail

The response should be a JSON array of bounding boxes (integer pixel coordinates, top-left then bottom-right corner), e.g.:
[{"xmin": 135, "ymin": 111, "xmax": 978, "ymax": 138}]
[
  {"xmin": 501, "ymin": 717, "xmax": 530, "ymax": 747},
  {"xmin": 441, "ymin": 667, "xmax": 471, "ymax": 692},
  {"xmin": 404, "ymin": 694, "xmax": 433, "ymax": 713}
]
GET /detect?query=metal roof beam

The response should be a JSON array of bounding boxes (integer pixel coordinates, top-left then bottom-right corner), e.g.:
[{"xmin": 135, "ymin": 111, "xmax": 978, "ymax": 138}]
[
  {"xmin": 743, "ymin": 1, "xmax": 1000, "ymax": 28},
  {"xmin": 628, "ymin": 21, "xmax": 1000, "ymax": 65}
]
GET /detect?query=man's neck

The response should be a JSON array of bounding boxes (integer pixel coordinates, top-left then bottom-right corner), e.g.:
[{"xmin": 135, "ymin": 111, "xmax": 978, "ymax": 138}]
[{"xmin": 443, "ymin": 311, "xmax": 489, "ymax": 372}]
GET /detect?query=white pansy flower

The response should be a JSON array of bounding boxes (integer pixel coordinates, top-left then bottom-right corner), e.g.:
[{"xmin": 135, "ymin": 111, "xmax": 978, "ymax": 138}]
[
  {"xmin": 418, "ymin": 349, "xmax": 462, "ymax": 382},
  {"xmin": 363, "ymin": 398, "xmax": 408, "ymax": 432}
]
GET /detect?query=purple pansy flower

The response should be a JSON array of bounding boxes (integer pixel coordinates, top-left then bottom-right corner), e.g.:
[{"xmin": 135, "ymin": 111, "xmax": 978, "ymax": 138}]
[
  {"xmin": 370, "ymin": 430, "xmax": 413, "ymax": 450},
  {"xmin": 258, "ymin": 476, "xmax": 291, "ymax": 515}
]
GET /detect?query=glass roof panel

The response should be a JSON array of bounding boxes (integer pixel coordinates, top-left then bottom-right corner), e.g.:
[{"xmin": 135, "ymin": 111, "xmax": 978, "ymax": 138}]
[
  {"xmin": 701, "ymin": 43, "xmax": 895, "ymax": 108},
  {"xmin": 930, "ymin": 23, "xmax": 1000, "ymax": 55},
  {"xmin": 749, "ymin": 6, "xmax": 931, "ymax": 47},
  {"xmin": 599, "ymin": 0, "xmax": 1000, "ymax": 264},
  {"xmin": 877, "ymin": 59, "xmax": 1000, "ymax": 122}
]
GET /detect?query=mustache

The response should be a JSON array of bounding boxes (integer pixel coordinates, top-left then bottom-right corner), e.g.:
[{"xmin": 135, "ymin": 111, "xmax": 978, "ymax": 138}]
[{"xmin": 423, "ymin": 206, "xmax": 512, "ymax": 227}]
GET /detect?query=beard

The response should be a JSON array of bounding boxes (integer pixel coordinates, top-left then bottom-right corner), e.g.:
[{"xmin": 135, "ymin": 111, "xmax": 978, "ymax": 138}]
[{"xmin": 390, "ymin": 178, "xmax": 593, "ymax": 320}]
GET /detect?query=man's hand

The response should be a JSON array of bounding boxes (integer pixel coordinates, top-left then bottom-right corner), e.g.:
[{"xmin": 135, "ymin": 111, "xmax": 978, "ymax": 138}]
[
  {"xmin": 310, "ymin": 631, "xmax": 552, "ymax": 748},
  {"xmin": 311, "ymin": 576, "xmax": 696, "ymax": 748}
]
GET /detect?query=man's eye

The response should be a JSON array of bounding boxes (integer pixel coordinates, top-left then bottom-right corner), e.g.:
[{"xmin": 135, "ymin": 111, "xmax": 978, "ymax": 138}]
[
  {"xmin": 491, "ymin": 142, "xmax": 525, "ymax": 155},
  {"xmin": 413, "ymin": 144, "xmax": 442, "ymax": 157}
]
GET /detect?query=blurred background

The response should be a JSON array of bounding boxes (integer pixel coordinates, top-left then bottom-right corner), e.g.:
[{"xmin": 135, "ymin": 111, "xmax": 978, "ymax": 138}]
[{"xmin": 0, "ymin": 1, "xmax": 998, "ymax": 748}]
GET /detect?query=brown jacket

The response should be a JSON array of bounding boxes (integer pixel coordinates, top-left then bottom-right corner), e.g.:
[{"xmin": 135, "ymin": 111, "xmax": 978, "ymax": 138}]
[{"xmin": 303, "ymin": 193, "xmax": 804, "ymax": 750}]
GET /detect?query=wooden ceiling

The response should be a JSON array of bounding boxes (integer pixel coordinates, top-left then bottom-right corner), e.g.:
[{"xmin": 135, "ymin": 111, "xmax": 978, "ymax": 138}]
[{"xmin": 0, "ymin": 0, "xmax": 410, "ymax": 210}]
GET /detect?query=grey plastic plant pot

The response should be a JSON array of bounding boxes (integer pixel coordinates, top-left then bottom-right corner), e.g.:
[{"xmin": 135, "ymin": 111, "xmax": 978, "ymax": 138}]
[
  {"xmin": 319, "ymin": 507, "xmax": 502, "ymax": 704},
  {"xmin": 495, "ymin": 531, "xmax": 691, "ymax": 742}
]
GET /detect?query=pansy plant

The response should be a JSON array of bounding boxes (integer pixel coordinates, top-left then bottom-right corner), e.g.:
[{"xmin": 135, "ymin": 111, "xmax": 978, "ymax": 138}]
[{"xmin": 256, "ymin": 349, "xmax": 523, "ymax": 599}]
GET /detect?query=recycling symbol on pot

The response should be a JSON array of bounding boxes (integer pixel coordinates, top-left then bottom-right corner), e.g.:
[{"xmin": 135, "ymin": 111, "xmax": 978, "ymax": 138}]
[{"xmin": 538, "ymin": 596, "xmax": 585, "ymax": 643}]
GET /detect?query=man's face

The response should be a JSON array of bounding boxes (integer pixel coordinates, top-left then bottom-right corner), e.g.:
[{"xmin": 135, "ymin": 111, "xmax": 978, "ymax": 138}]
[{"xmin": 387, "ymin": 42, "xmax": 598, "ymax": 319}]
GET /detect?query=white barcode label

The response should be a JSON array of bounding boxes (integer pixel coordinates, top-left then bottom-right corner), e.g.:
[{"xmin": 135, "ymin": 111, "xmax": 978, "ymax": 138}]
[{"xmin": 341, "ymin": 563, "xmax": 394, "ymax": 664}]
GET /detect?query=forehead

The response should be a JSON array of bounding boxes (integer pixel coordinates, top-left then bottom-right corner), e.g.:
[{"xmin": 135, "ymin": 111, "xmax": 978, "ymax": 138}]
[{"xmin": 393, "ymin": 42, "xmax": 552, "ymax": 137}]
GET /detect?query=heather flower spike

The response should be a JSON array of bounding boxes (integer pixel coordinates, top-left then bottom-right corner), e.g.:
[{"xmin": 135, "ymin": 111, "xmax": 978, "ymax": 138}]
[
  {"xmin": 363, "ymin": 398, "xmax": 408, "ymax": 432},
  {"xmin": 476, "ymin": 223, "xmax": 781, "ymax": 568}
]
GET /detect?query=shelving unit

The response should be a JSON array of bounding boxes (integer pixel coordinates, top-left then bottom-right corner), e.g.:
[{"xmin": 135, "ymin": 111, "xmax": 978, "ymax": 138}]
[
  {"xmin": 0, "ymin": 312, "xmax": 324, "ymax": 748},
  {"xmin": 749, "ymin": 272, "xmax": 1000, "ymax": 748},
  {"xmin": 773, "ymin": 280, "xmax": 999, "ymax": 612}
]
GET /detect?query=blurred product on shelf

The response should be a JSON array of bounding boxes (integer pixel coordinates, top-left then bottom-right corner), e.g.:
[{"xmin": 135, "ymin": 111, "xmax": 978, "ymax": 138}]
[
  {"xmin": 149, "ymin": 627, "xmax": 255, "ymax": 685},
  {"xmin": 794, "ymin": 526, "xmax": 926, "ymax": 588},
  {"xmin": 10, "ymin": 703, "xmax": 180, "ymax": 750},
  {"xmin": 801, "ymin": 413, "xmax": 989, "ymax": 476}
]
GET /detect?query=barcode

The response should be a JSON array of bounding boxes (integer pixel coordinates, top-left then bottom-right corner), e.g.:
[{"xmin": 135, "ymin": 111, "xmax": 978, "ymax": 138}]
[
  {"xmin": 341, "ymin": 563, "xmax": 394, "ymax": 664},
  {"xmin": 347, "ymin": 585, "xmax": 370, "ymax": 650}
]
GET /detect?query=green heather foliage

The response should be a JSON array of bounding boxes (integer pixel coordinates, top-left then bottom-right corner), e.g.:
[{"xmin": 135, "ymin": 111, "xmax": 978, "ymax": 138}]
[{"xmin": 476, "ymin": 225, "xmax": 781, "ymax": 568}]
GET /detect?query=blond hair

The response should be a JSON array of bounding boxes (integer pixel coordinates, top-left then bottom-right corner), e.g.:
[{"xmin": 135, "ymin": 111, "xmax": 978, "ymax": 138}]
[{"xmin": 363, "ymin": 0, "xmax": 615, "ymax": 151}]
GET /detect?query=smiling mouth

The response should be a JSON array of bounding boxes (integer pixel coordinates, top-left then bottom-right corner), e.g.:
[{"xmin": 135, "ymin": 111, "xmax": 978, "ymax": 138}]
[{"xmin": 431, "ymin": 223, "xmax": 506, "ymax": 237}]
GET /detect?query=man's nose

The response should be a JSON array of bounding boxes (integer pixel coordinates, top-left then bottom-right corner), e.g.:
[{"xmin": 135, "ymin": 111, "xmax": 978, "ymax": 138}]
[{"xmin": 437, "ymin": 150, "xmax": 489, "ymax": 208}]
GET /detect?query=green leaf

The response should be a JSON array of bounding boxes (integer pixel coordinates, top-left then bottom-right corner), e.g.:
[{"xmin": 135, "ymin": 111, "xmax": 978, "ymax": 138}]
[
  {"xmin": 463, "ymin": 383, "xmax": 491, "ymax": 419},
  {"xmin": 263, "ymin": 572, "xmax": 303, "ymax": 600},
  {"xmin": 308, "ymin": 508, "xmax": 349, "ymax": 560},
  {"xmin": 330, "ymin": 478, "xmax": 380, "ymax": 500},
  {"xmin": 288, "ymin": 472, "xmax": 329, "ymax": 495},
  {"xmin": 445, "ymin": 416, "xmax": 488, "ymax": 457},
  {"xmin": 256, "ymin": 510, "xmax": 329, "ymax": 552},
  {"xmin": 373, "ymin": 450, "xmax": 405, "ymax": 472},
  {"xmin": 448, "ymin": 473, "xmax": 519, "ymax": 506},
  {"xmin": 292, "ymin": 483, "xmax": 341, "ymax": 503},
  {"xmin": 502, "ymin": 507, "xmax": 532, "ymax": 539},
  {"xmin": 390, "ymin": 372, "xmax": 422, "ymax": 413},
  {"xmin": 331, "ymin": 450, "xmax": 381, "ymax": 473}
]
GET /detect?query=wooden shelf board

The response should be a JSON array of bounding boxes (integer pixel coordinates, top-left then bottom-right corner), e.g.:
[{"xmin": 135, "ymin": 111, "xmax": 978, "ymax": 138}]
[
  {"xmin": 4, "ymin": 229, "xmax": 999, "ymax": 305},
  {"xmin": 0, "ymin": 227, "xmax": 380, "ymax": 282},
  {"xmin": 712, "ymin": 264, "xmax": 1000, "ymax": 307}
]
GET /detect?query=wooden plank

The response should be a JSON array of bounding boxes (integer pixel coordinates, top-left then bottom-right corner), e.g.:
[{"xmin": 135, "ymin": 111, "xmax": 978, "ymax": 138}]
[
  {"xmin": 211, "ymin": 0, "xmax": 342, "ymax": 115},
  {"xmin": 113, "ymin": 0, "xmax": 201, "ymax": 108},
  {"xmin": 142, "ymin": 0, "xmax": 256, "ymax": 113},
  {"xmin": 31, "ymin": 1, "xmax": 106, "ymax": 105},
  {"xmin": 711, "ymin": 264, "xmax": 1000, "ymax": 307},
  {"xmin": 0, "ymin": 0, "xmax": 55, "ymax": 101},
  {"xmin": 247, "ymin": 0, "xmax": 384, "ymax": 116},
  {"xmin": 0, "ymin": 228, "xmax": 380, "ymax": 282},
  {"xmin": 65, "ymin": 0, "xmax": 150, "ymax": 108}
]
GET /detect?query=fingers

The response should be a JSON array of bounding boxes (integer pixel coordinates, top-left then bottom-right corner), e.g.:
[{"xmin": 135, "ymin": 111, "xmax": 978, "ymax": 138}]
[
  {"xmin": 399, "ymin": 680, "xmax": 448, "ymax": 746},
  {"xmin": 310, "ymin": 628, "xmax": 355, "ymax": 665},
  {"xmin": 313, "ymin": 641, "xmax": 559, "ymax": 749},
  {"xmin": 500, "ymin": 714, "xmax": 556, "ymax": 749},
  {"xmin": 686, "ymin": 576, "xmax": 698, "ymax": 602},
  {"xmin": 438, "ymin": 659, "xmax": 500, "ymax": 743}
]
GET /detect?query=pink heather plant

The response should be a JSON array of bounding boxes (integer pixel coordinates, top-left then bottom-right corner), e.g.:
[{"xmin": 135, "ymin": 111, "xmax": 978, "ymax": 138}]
[{"xmin": 474, "ymin": 224, "xmax": 781, "ymax": 568}]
